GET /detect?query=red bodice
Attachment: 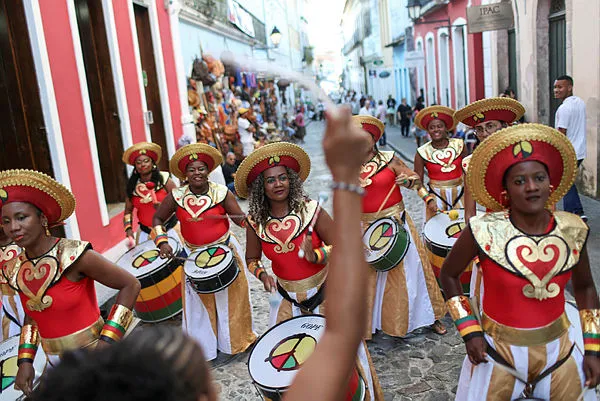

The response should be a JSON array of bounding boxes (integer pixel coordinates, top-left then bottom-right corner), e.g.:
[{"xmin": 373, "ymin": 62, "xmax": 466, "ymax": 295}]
[
  {"xmin": 417, "ymin": 139, "xmax": 464, "ymax": 181},
  {"xmin": 132, "ymin": 186, "xmax": 168, "ymax": 228},
  {"xmin": 21, "ymin": 276, "xmax": 100, "ymax": 339},
  {"xmin": 362, "ymin": 167, "xmax": 403, "ymax": 213},
  {"xmin": 424, "ymin": 159, "xmax": 463, "ymax": 181}
]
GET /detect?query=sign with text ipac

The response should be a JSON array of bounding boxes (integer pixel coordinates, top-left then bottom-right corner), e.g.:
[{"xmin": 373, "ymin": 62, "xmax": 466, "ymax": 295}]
[{"xmin": 466, "ymin": 2, "xmax": 514, "ymax": 34}]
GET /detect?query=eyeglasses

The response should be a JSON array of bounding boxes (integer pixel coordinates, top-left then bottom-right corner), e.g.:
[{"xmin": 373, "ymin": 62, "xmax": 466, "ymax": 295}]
[{"xmin": 474, "ymin": 122, "xmax": 503, "ymax": 135}]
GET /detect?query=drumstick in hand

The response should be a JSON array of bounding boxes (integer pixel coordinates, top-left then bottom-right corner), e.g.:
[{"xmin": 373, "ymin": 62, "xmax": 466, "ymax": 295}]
[{"xmin": 298, "ymin": 193, "xmax": 328, "ymax": 259}]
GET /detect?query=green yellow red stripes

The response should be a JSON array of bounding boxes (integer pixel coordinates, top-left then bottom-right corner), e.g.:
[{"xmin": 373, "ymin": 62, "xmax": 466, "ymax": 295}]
[
  {"xmin": 18, "ymin": 343, "xmax": 36, "ymax": 362},
  {"xmin": 100, "ymin": 320, "xmax": 127, "ymax": 343},
  {"xmin": 584, "ymin": 333, "xmax": 600, "ymax": 355},
  {"xmin": 454, "ymin": 315, "xmax": 483, "ymax": 340},
  {"xmin": 134, "ymin": 266, "xmax": 183, "ymax": 323}
]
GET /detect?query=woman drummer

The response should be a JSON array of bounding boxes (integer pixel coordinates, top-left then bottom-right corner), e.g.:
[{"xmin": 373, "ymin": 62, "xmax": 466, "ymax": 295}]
[
  {"xmin": 122, "ymin": 142, "xmax": 177, "ymax": 245},
  {"xmin": 440, "ymin": 124, "xmax": 600, "ymax": 400},
  {"xmin": 0, "ymin": 169, "xmax": 140, "ymax": 396},
  {"xmin": 152, "ymin": 143, "xmax": 256, "ymax": 361},
  {"xmin": 355, "ymin": 115, "xmax": 447, "ymax": 338},
  {"xmin": 236, "ymin": 142, "xmax": 384, "ymax": 400},
  {"xmin": 413, "ymin": 106, "xmax": 466, "ymax": 220},
  {"xmin": 0, "ymin": 226, "xmax": 25, "ymax": 339}
]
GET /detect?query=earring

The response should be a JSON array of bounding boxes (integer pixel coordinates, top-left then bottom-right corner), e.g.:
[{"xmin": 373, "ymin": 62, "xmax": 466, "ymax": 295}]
[
  {"xmin": 43, "ymin": 222, "xmax": 50, "ymax": 237},
  {"xmin": 549, "ymin": 184, "xmax": 555, "ymax": 192},
  {"xmin": 500, "ymin": 190, "xmax": 510, "ymax": 208}
]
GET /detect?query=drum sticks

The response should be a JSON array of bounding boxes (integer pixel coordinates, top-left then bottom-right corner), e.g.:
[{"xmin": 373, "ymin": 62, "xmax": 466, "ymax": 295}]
[{"xmin": 298, "ymin": 193, "xmax": 329, "ymax": 259}]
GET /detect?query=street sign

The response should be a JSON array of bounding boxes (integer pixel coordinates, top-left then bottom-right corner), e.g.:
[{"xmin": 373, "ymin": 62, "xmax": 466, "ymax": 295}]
[
  {"xmin": 466, "ymin": 2, "xmax": 514, "ymax": 34},
  {"xmin": 404, "ymin": 51, "xmax": 424, "ymax": 68},
  {"xmin": 373, "ymin": 60, "xmax": 384, "ymax": 66},
  {"xmin": 379, "ymin": 71, "xmax": 391, "ymax": 78}
]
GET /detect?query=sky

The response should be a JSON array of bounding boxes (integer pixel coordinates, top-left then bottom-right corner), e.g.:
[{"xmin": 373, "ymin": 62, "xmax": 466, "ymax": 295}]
[{"xmin": 305, "ymin": 0, "xmax": 345, "ymax": 54}]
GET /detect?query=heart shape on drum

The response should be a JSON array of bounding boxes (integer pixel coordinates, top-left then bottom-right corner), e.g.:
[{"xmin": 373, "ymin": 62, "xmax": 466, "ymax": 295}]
[
  {"xmin": 265, "ymin": 215, "xmax": 302, "ymax": 253},
  {"xmin": 135, "ymin": 183, "xmax": 154, "ymax": 204},
  {"xmin": 506, "ymin": 235, "xmax": 568, "ymax": 300},
  {"xmin": 431, "ymin": 148, "xmax": 457, "ymax": 172},
  {"xmin": 183, "ymin": 194, "xmax": 213, "ymax": 221},
  {"xmin": 17, "ymin": 256, "xmax": 58, "ymax": 311}
]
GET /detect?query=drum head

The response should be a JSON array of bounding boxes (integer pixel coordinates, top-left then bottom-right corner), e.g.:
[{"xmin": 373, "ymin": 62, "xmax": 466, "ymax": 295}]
[
  {"xmin": 184, "ymin": 244, "xmax": 234, "ymax": 279},
  {"xmin": 248, "ymin": 315, "xmax": 326, "ymax": 392},
  {"xmin": 116, "ymin": 237, "xmax": 180, "ymax": 279},
  {"xmin": 0, "ymin": 336, "xmax": 46, "ymax": 400},
  {"xmin": 363, "ymin": 217, "xmax": 409, "ymax": 266},
  {"xmin": 423, "ymin": 210, "xmax": 467, "ymax": 250}
]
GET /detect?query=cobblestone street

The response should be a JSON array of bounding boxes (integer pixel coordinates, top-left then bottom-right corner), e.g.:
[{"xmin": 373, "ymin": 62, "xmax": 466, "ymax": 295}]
[{"xmin": 149, "ymin": 121, "xmax": 465, "ymax": 400}]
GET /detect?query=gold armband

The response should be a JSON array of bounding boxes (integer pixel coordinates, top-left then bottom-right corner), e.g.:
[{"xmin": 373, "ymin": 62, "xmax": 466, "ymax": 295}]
[
  {"xmin": 18, "ymin": 324, "xmax": 40, "ymax": 365},
  {"xmin": 123, "ymin": 213, "xmax": 133, "ymax": 232},
  {"xmin": 580, "ymin": 309, "xmax": 600, "ymax": 356},
  {"xmin": 446, "ymin": 295, "xmax": 483, "ymax": 342},
  {"xmin": 150, "ymin": 225, "xmax": 168, "ymax": 247},
  {"xmin": 248, "ymin": 260, "xmax": 266, "ymax": 279},
  {"xmin": 313, "ymin": 245, "xmax": 332, "ymax": 264},
  {"xmin": 100, "ymin": 304, "xmax": 134, "ymax": 344}
]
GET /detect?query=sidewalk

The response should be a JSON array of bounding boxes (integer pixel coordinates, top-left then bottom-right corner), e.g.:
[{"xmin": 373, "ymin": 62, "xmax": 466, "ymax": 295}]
[{"xmin": 385, "ymin": 123, "xmax": 600, "ymax": 291}]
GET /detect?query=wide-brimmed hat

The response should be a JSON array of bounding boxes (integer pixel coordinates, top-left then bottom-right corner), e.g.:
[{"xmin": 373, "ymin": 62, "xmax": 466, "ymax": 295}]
[
  {"xmin": 454, "ymin": 97, "xmax": 525, "ymax": 128},
  {"xmin": 414, "ymin": 105, "xmax": 456, "ymax": 131},
  {"xmin": 0, "ymin": 170, "xmax": 76, "ymax": 225},
  {"xmin": 234, "ymin": 143, "xmax": 310, "ymax": 199},
  {"xmin": 122, "ymin": 142, "xmax": 162, "ymax": 166},
  {"xmin": 467, "ymin": 124, "xmax": 577, "ymax": 211},
  {"xmin": 238, "ymin": 107, "xmax": 249, "ymax": 115},
  {"xmin": 169, "ymin": 143, "xmax": 223, "ymax": 181},
  {"xmin": 352, "ymin": 115, "xmax": 385, "ymax": 142}
]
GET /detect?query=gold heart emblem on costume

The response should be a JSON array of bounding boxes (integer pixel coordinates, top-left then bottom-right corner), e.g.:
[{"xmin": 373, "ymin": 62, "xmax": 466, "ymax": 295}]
[
  {"xmin": 17, "ymin": 256, "xmax": 58, "ymax": 312},
  {"xmin": 360, "ymin": 161, "xmax": 378, "ymax": 188},
  {"xmin": 183, "ymin": 194, "xmax": 212, "ymax": 221},
  {"xmin": 506, "ymin": 235, "xmax": 568, "ymax": 300},
  {"xmin": 265, "ymin": 215, "xmax": 302, "ymax": 253},
  {"xmin": 0, "ymin": 244, "xmax": 20, "ymax": 263},
  {"xmin": 135, "ymin": 183, "xmax": 153, "ymax": 204},
  {"xmin": 431, "ymin": 148, "xmax": 457, "ymax": 173}
]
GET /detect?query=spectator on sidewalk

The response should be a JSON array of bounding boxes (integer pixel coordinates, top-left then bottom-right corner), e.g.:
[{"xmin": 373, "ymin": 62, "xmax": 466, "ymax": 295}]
[
  {"xmin": 294, "ymin": 108, "xmax": 306, "ymax": 143},
  {"xmin": 376, "ymin": 100, "xmax": 387, "ymax": 146},
  {"xmin": 238, "ymin": 108, "xmax": 256, "ymax": 157},
  {"xmin": 554, "ymin": 74, "xmax": 587, "ymax": 220},
  {"xmin": 222, "ymin": 152, "xmax": 238, "ymax": 194},
  {"xmin": 359, "ymin": 100, "xmax": 374, "ymax": 116},
  {"xmin": 386, "ymin": 95, "xmax": 397, "ymax": 125},
  {"xmin": 396, "ymin": 98, "xmax": 412, "ymax": 137},
  {"xmin": 412, "ymin": 96, "xmax": 427, "ymax": 147}
]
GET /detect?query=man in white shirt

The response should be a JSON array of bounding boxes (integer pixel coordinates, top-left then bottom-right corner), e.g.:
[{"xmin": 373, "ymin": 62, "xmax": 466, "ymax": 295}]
[
  {"xmin": 237, "ymin": 108, "xmax": 255, "ymax": 157},
  {"xmin": 359, "ymin": 100, "xmax": 373, "ymax": 117},
  {"xmin": 554, "ymin": 74, "xmax": 587, "ymax": 220}
]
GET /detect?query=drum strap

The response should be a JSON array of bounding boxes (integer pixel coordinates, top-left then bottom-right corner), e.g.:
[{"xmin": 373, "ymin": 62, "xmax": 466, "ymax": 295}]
[
  {"xmin": 277, "ymin": 282, "xmax": 326, "ymax": 313},
  {"xmin": 140, "ymin": 214, "xmax": 178, "ymax": 234},
  {"xmin": 2, "ymin": 306, "xmax": 21, "ymax": 328},
  {"xmin": 428, "ymin": 185, "xmax": 465, "ymax": 209},
  {"xmin": 485, "ymin": 339, "xmax": 575, "ymax": 399}
]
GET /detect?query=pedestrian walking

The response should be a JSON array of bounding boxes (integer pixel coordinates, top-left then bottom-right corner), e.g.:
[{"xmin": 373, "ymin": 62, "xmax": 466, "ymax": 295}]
[
  {"xmin": 554, "ymin": 75, "xmax": 587, "ymax": 221},
  {"xmin": 386, "ymin": 94, "xmax": 397, "ymax": 125},
  {"xmin": 294, "ymin": 108, "xmax": 306, "ymax": 143},
  {"xmin": 397, "ymin": 98, "xmax": 412, "ymax": 137},
  {"xmin": 376, "ymin": 100, "xmax": 387, "ymax": 145},
  {"xmin": 237, "ymin": 108, "xmax": 256, "ymax": 157},
  {"xmin": 412, "ymin": 96, "xmax": 427, "ymax": 146}
]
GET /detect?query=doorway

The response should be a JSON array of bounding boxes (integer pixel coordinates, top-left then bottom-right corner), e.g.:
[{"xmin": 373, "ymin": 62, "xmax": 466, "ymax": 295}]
[
  {"xmin": 548, "ymin": 0, "xmax": 566, "ymax": 127},
  {"xmin": 133, "ymin": 4, "xmax": 168, "ymax": 171},
  {"xmin": 74, "ymin": 0, "xmax": 127, "ymax": 204},
  {"xmin": 0, "ymin": 0, "xmax": 53, "ymax": 175}
]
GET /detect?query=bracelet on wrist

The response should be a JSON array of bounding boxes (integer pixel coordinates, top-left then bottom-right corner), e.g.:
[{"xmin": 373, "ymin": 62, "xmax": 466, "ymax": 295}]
[
  {"xmin": 18, "ymin": 324, "xmax": 40, "ymax": 365},
  {"xmin": 446, "ymin": 295, "xmax": 483, "ymax": 342},
  {"xmin": 330, "ymin": 181, "xmax": 365, "ymax": 196},
  {"xmin": 313, "ymin": 245, "xmax": 332, "ymax": 264},
  {"xmin": 248, "ymin": 260, "xmax": 266, "ymax": 279},
  {"xmin": 580, "ymin": 309, "xmax": 600, "ymax": 356},
  {"xmin": 150, "ymin": 225, "xmax": 168, "ymax": 247},
  {"xmin": 100, "ymin": 304, "xmax": 134, "ymax": 344}
]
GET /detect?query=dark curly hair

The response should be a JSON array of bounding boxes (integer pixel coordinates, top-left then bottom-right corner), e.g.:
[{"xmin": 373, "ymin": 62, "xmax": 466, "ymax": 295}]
[
  {"xmin": 248, "ymin": 167, "xmax": 307, "ymax": 227},
  {"xmin": 126, "ymin": 165, "xmax": 165, "ymax": 198},
  {"xmin": 29, "ymin": 327, "xmax": 211, "ymax": 401}
]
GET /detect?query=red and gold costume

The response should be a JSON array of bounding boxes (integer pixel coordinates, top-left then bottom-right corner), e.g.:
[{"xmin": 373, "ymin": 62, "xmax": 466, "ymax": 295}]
[
  {"xmin": 236, "ymin": 143, "xmax": 384, "ymax": 401},
  {"xmin": 167, "ymin": 144, "xmax": 255, "ymax": 361},
  {"xmin": 454, "ymin": 124, "xmax": 594, "ymax": 400},
  {"xmin": 122, "ymin": 142, "xmax": 176, "ymax": 244},
  {"xmin": 354, "ymin": 116, "xmax": 446, "ymax": 339},
  {"xmin": 415, "ymin": 106, "xmax": 464, "ymax": 219},
  {"xmin": 0, "ymin": 170, "xmax": 134, "ymax": 367},
  {"xmin": 0, "ymin": 241, "xmax": 25, "ymax": 339}
]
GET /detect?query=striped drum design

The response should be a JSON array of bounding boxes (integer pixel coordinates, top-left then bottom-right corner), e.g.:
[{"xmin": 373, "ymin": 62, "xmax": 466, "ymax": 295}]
[{"xmin": 117, "ymin": 237, "xmax": 186, "ymax": 322}]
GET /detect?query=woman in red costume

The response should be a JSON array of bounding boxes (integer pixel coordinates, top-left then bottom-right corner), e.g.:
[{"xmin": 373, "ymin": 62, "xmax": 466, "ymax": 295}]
[
  {"xmin": 440, "ymin": 124, "xmax": 600, "ymax": 400},
  {"xmin": 355, "ymin": 115, "xmax": 446, "ymax": 338},
  {"xmin": 0, "ymin": 169, "xmax": 140, "ymax": 396},
  {"xmin": 153, "ymin": 144, "xmax": 256, "ymax": 361},
  {"xmin": 413, "ymin": 106, "xmax": 466, "ymax": 220},
  {"xmin": 235, "ymin": 142, "xmax": 384, "ymax": 401},
  {"xmin": 0, "ymin": 226, "xmax": 25, "ymax": 339},
  {"xmin": 122, "ymin": 142, "xmax": 177, "ymax": 245}
]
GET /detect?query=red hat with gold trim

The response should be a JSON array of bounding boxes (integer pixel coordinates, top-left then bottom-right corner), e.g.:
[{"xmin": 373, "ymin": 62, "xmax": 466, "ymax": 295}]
[
  {"xmin": 122, "ymin": 142, "xmax": 162, "ymax": 166},
  {"xmin": 454, "ymin": 97, "xmax": 525, "ymax": 128},
  {"xmin": 234, "ymin": 143, "xmax": 311, "ymax": 199},
  {"xmin": 414, "ymin": 105, "xmax": 456, "ymax": 131},
  {"xmin": 466, "ymin": 124, "xmax": 577, "ymax": 211},
  {"xmin": 352, "ymin": 115, "xmax": 385, "ymax": 142},
  {"xmin": 0, "ymin": 170, "xmax": 76, "ymax": 225},
  {"xmin": 170, "ymin": 143, "xmax": 223, "ymax": 181}
]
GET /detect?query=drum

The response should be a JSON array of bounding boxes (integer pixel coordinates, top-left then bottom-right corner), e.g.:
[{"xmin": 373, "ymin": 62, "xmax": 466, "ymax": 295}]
[
  {"xmin": 248, "ymin": 315, "xmax": 365, "ymax": 401},
  {"xmin": 362, "ymin": 216, "xmax": 410, "ymax": 272},
  {"xmin": 116, "ymin": 237, "xmax": 185, "ymax": 322},
  {"xmin": 184, "ymin": 243, "xmax": 239, "ymax": 294},
  {"xmin": 0, "ymin": 335, "xmax": 46, "ymax": 400},
  {"xmin": 423, "ymin": 210, "xmax": 472, "ymax": 294}
]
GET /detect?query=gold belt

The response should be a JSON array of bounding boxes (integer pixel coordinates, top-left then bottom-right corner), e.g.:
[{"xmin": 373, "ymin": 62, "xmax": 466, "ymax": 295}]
[
  {"xmin": 278, "ymin": 268, "xmax": 327, "ymax": 293},
  {"xmin": 185, "ymin": 231, "xmax": 231, "ymax": 251},
  {"xmin": 429, "ymin": 177, "xmax": 463, "ymax": 189},
  {"xmin": 481, "ymin": 312, "xmax": 570, "ymax": 347},
  {"xmin": 41, "ymin": 316, "xmax": 104, "ymax": 355},
  {"xmin": 361, "ymin": 202, "xmax": 405, "ymax": 223}
]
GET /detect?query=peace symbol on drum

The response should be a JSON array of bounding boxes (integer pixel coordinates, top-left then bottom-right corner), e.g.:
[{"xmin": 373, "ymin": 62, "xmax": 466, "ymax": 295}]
[
  {"xmin": 132, "ymin": 250, "xmax": 160, "ymax": 269},
  {"xmin": 265, "ymin": 333, "xmax": 317, "ymax": 372},
  {"xmin": 194, "ymin": 246, "xmax": 229, "ymax": 269}
]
